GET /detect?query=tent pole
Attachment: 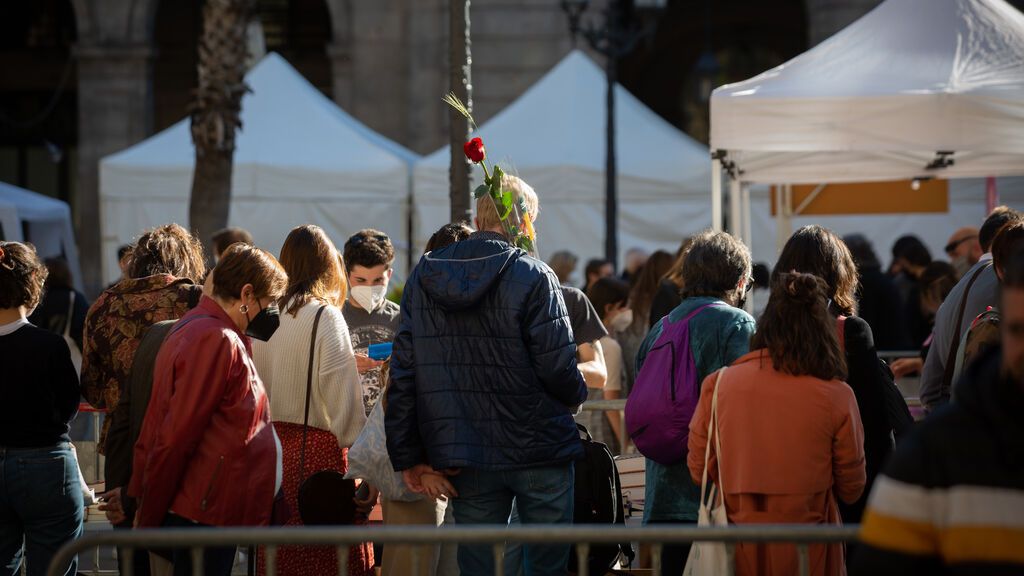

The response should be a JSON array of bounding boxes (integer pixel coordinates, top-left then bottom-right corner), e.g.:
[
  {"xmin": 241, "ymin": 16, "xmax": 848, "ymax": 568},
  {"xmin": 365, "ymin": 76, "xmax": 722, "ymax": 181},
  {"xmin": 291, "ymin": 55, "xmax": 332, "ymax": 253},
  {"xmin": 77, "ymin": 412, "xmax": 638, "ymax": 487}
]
[
  {"xmin": 776, "ymin": 184, "xmax": 792, "ymax": 254},
  {"xmin": 729, "ymin": 176, "xmax": 741, "ymax": 241},
  {"xmin": 711, "ymin": 158, "xmax": 723, "ymax": 231},
  {"xmin": 741, "ymin": 181, "xmax": 751, "ymax": 249}
]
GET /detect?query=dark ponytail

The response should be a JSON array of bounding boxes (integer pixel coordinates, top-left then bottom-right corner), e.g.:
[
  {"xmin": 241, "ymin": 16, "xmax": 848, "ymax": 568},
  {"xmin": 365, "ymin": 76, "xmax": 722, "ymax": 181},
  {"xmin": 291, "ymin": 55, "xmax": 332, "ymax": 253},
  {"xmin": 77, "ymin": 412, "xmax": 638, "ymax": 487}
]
[{"xmin": 751, "ymin": 271, "xmax": 847, "ymax": 381}]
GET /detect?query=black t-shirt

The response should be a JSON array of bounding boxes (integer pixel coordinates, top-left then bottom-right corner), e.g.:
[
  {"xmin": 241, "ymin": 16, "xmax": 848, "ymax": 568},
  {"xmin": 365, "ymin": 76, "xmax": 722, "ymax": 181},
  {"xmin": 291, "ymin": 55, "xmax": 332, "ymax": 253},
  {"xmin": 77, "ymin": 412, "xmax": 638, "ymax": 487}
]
[
  {"xmin": 560, "ymin": 286, "xmax": 607, "ymax": 346},
  {"xmin": 0, "ymin": 321, "xmax": 80, "ymax": 447}
]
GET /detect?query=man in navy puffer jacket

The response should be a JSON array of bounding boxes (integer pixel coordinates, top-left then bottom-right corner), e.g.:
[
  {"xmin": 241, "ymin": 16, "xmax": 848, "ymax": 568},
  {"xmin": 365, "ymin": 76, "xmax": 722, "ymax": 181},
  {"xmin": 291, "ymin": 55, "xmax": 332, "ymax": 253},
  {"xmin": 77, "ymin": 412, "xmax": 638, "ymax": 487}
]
[{"xmin": 386, "ymin": 175, "xmax": 588, "ymax": 576}]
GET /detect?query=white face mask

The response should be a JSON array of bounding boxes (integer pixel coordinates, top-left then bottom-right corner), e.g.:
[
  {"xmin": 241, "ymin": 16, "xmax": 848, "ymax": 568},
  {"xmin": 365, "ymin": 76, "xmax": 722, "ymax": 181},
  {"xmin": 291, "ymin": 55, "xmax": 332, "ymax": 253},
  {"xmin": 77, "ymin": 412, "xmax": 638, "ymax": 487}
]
[
  {"xmin": 608, "ymin": 308, "xmax": 633, "ymax": 333},
  {"xmin": 351, "ymin": 285, "xmax": 388, "ymax": 311}
]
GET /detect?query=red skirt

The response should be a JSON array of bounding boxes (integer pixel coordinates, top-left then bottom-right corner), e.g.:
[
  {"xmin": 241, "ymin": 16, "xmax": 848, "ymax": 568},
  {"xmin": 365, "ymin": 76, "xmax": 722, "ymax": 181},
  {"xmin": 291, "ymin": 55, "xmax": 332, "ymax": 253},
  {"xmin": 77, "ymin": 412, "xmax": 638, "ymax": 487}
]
[{"xmin": 257, "ymin": 422, "xmax": 374, "ymax": 576}]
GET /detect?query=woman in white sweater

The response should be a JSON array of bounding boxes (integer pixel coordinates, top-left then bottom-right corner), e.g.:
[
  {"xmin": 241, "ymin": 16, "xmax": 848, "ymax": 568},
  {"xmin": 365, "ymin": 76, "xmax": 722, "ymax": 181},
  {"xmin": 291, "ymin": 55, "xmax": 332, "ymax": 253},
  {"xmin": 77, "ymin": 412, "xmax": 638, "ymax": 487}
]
[{"xmin": 252, "ymin": 225, "xmax": 371, "ymax": 576}]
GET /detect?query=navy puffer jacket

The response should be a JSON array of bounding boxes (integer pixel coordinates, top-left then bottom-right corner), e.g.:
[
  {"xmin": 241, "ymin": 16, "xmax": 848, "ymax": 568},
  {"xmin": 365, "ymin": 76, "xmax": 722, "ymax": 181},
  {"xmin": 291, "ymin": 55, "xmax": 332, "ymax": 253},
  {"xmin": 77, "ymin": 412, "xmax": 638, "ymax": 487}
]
[{"xmin": 385, "ymin": 232, "xmax": 588, "ymax": 472}]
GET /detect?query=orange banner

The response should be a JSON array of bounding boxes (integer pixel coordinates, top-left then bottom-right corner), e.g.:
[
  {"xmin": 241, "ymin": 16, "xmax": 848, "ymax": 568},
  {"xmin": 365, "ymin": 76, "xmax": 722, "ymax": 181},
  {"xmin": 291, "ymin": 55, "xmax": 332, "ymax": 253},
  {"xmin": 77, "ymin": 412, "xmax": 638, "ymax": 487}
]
[{"xmin": 771, "ymin": 180, "xmax": 948, "ymax": 216}]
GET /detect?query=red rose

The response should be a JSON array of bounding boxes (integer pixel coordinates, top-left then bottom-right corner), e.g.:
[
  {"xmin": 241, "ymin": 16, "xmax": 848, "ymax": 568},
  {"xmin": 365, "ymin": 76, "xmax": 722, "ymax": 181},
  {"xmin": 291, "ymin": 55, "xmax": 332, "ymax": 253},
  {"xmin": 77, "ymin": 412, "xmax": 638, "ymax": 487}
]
[{"xmin": 463, "ymin": 137, "xmax": 486, "ymax": 163}]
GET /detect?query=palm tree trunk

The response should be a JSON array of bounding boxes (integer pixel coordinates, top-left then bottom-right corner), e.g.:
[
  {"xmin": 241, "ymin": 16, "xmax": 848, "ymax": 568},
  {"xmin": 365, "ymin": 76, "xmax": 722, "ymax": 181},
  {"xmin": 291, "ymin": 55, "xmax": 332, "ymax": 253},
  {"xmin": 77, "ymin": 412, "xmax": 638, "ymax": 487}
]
[{"xmin": 189, "ymin": 0, "xmax": 253, "ymax": 255}]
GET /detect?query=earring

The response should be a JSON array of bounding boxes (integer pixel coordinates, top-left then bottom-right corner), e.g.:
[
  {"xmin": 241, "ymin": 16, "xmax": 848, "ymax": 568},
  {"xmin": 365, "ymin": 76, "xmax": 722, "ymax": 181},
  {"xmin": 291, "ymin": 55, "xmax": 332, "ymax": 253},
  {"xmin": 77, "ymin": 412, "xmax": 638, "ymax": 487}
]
[{"xmin": 240, "ymin": 304, "xmax": 249, "ymax": 314}]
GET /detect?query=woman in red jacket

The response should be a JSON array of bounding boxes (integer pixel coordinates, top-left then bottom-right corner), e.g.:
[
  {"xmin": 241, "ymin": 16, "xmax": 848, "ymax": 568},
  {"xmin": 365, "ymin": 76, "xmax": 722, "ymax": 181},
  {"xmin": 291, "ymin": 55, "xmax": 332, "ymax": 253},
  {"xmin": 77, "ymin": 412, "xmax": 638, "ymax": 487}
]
[{"xmin": 130, "ymin": 244, "xmax": 288, "ymax": 576}]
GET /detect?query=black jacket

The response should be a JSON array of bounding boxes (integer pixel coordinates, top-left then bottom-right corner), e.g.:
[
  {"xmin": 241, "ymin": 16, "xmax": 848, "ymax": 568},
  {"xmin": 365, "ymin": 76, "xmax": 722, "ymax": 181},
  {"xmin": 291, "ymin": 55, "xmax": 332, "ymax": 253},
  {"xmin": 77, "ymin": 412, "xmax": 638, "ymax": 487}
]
[
  {"xmin": 385, "ymin": 232, "xmax": 588, "ymax": 472},
  {"xmin": 857, "ymin": 267, "xmax": 912, "ymax": 351},
  {"xmin": 838, "ymin": 315, "xmax": 899, "ymax": 524},
  {"xmin": 103, "ymin": 320, "xmax": 175, "ymax": 524},
  {"xmin": 854, "ymin": 347, "xmax": 1024, "ymax": 575}
]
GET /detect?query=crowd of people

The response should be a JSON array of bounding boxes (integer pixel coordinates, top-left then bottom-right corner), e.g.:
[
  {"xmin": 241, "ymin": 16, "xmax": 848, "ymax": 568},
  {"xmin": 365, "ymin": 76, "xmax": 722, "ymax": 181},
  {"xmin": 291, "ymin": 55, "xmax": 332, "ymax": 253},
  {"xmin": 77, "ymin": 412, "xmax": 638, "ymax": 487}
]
[{"xmin": 2, "ymin": 171, "xmax": 1023, "ymax": 576}]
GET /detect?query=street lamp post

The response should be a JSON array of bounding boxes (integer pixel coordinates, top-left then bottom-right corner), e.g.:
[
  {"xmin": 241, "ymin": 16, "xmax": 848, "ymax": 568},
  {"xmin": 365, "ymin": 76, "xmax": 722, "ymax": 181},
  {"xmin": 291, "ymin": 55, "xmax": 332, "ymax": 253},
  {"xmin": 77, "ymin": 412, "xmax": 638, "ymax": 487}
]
[
  {"xmin": 560, "ymin": 0, "xmax": 650, "ymax": 270},
  {"xmin": 449, "ymin": 0, "xmax": 473, "ymax": 224}
]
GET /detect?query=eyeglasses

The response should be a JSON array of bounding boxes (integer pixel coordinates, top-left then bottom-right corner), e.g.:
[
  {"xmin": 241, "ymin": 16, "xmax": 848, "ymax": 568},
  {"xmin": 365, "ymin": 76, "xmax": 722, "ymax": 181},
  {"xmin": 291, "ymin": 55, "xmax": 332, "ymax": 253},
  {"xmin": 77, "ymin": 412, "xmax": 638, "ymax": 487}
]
[
  {"xmin": 944, "ymin": 234, "xmax": 978, "ymax": 254},
  {"xmin": 744, "ymin": 277, "xmax": 755, "ymax": 294}
]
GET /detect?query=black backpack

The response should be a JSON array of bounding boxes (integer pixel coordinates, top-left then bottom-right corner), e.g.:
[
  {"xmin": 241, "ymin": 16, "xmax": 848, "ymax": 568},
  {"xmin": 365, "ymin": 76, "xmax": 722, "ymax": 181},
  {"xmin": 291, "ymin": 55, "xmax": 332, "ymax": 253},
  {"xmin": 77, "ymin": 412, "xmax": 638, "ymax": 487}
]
[{"xmin": 568, "ymin": 424, "xmax": 634, "ymax": 575}]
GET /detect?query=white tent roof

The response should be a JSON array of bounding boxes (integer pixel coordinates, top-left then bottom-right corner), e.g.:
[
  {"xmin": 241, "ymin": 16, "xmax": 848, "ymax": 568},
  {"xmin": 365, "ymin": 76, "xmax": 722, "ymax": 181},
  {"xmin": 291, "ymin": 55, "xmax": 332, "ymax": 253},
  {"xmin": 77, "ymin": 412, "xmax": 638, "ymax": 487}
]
[
  {"xmin": 415, "ymin": 49, "xmax": 711, "ymax": 264},
  {"xmin": 0, "ymin": 181, "xmax": 83, "ymax": 290},
  {"xmin": 711, "ymin": 0, "xmax": 1024, "ymax": 184},
  {"xmin": 100, "ymin": 52, "xmax": 419, "ymax": 283}
]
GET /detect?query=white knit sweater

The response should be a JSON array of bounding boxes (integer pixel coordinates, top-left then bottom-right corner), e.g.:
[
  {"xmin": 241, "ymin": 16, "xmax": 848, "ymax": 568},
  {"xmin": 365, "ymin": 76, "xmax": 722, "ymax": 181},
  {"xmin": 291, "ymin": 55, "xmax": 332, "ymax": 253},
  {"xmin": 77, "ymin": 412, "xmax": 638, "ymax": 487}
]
[{"xmin": 252, "ymin": 301, "xmax": 366, "ymax": 448}]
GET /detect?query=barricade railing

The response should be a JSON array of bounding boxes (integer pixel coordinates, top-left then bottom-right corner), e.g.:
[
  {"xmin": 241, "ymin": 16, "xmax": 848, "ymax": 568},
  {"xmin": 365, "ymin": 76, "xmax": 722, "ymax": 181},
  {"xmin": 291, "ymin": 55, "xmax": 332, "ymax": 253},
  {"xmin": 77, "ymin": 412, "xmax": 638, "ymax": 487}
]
[{"xmin": 48, "ymin": 524, "xmax": 859, "ymax": 576}]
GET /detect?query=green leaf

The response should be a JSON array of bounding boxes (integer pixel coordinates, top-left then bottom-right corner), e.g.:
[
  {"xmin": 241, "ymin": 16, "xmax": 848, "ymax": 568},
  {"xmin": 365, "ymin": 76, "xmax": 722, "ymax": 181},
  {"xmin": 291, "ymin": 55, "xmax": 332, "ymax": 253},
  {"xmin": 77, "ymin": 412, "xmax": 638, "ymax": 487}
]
[
  {"xmin": 473, "ymin": 184, "xmax": 490, "ymax": 199},
  {"xmin": 499, "ymin": 191, "xmax": 513, "ymax": 220}
]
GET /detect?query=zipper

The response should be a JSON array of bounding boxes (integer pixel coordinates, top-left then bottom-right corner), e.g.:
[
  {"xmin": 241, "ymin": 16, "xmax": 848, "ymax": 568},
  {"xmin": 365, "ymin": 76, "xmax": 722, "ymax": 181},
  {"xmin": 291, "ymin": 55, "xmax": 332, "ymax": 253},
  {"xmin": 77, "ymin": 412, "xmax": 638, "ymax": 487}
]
[{"xmin": 200, "ymin": 456, "xmax": 225, "ymax": 511}]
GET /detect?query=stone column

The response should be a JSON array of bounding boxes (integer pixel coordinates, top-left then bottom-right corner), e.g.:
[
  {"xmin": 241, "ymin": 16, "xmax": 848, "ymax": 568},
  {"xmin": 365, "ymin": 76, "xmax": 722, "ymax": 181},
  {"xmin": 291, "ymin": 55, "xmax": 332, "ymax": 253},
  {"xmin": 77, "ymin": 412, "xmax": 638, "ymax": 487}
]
[{"xmin": 74, "ymin": 44, "xmax": 152, "ymax": 296}]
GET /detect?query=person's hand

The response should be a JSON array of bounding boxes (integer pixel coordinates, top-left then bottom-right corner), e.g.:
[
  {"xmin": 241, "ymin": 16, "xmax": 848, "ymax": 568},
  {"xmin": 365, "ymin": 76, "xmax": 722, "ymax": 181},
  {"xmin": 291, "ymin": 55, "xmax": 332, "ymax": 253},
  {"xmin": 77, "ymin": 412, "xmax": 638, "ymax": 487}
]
[
  {"xmin": 420, "ymin": 472, "xmax": 458, "ymax": 500},
  {"xmin": 401, "ymin": 464, "xmax": 434, "ymax": 494},
  {"xmin": 355, "ymin": 354, "xmax": 383, "ymax": 374},
  {"xmin": 354, "ymin": 483, "xmax": 380, "ymax": 515},
  {"xmin": 99, "ymin": 487, "xmax": 126, "ymax": 525},
  {"xmin": 890, "ymin": 357, "xmax": 923, "ymax": 379}
]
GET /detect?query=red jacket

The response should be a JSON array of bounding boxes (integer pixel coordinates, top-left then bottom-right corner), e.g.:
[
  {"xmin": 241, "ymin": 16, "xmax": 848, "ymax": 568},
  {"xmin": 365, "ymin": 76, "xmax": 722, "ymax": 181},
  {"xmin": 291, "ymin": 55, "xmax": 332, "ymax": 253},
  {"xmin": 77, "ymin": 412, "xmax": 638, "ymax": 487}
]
[{"xmin": 129, "ymin": 297, "xmax": 277, "ymax": 528}]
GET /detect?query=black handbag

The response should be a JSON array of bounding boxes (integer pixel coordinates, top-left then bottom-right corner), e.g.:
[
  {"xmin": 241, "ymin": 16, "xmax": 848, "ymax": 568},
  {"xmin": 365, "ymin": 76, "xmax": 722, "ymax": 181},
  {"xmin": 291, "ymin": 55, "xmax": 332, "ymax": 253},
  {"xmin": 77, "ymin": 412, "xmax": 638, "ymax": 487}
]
[{"xmin": 296, "ymin": 305, "xmax": 357, "ymax": 526}]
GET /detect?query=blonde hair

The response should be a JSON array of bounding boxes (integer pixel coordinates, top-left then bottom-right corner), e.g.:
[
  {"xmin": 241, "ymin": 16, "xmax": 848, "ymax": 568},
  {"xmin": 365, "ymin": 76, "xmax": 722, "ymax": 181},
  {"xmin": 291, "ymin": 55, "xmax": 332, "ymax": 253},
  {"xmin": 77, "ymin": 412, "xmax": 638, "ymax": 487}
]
[{"xmin": 475, "ymin": 174, "xmax": 539, "ymax": 234}]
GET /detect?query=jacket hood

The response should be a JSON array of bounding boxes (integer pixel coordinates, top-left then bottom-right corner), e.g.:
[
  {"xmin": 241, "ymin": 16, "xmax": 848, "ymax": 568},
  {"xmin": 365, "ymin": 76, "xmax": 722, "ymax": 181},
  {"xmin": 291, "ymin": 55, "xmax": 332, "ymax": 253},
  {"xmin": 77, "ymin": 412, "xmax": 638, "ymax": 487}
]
[
  {"xmin": 417, "ymin": 232, "xmax": 523, "ymax": 311},
  {"xmin": 956, "ymin": 346, "xmax": 1024, "ymax": 458}
]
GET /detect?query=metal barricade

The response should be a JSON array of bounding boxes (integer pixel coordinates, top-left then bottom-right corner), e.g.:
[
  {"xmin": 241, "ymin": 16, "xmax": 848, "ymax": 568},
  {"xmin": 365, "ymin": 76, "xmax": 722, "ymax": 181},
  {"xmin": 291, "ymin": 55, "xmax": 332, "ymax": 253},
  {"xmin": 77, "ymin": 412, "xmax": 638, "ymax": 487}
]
[{"xmin": 48, "ymin": 524, "xmax": 859, "ymax": 576}]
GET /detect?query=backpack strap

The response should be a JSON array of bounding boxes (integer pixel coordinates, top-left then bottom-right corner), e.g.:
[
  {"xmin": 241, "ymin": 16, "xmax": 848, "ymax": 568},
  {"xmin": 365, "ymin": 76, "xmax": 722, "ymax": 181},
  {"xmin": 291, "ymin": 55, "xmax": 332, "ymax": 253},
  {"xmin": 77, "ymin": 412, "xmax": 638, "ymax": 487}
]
[
  {"xmin": 659, "ymin": 302, "xmax": 726, "ymax": 337},
  {"xmin": 943, "ymin": 262, "xmax": 992, "ymax": 392}
]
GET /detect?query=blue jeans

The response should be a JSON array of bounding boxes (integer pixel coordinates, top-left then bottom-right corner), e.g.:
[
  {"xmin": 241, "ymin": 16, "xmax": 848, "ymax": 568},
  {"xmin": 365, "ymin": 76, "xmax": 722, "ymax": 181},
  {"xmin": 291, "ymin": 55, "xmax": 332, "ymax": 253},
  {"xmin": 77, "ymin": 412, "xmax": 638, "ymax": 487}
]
[
  {"xmin": 449, "ymin": 464, "xmax": 574, "ymax": 576},
  {"xmin": 0, "ymin": 443, "xmax": 84, "ymax": 576}
]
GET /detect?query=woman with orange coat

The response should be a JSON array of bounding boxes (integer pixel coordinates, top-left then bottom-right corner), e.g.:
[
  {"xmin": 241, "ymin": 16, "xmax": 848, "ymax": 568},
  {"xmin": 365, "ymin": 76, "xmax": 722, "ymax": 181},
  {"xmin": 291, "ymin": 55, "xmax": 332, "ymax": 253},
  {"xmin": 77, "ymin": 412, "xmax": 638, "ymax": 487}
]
[{"xmin": 688, "ymin": 272, "xmax": 866, "ymax": 576}]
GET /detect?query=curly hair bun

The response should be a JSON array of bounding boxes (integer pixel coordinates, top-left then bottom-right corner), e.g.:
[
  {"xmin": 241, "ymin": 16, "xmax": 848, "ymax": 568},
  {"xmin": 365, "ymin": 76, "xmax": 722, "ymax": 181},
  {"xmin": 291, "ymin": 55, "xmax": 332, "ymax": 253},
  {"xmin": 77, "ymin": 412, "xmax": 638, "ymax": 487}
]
[{"xmin": 778, "ymin": 271, "xmax": 827, "ymax": 305}]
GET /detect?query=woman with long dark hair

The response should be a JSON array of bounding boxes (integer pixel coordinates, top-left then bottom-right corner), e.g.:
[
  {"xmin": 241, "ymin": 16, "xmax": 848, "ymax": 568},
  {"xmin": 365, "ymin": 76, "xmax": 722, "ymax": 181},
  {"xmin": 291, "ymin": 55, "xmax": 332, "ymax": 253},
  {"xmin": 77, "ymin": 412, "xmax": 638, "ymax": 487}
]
[
  {"xmin": 773, "ymin": 225, "xmax": 898, "ymax": 524},
  {"xmin": 688, "ymin": 272, "xmax": 866, "ymax": 576},
  {"xmin": 648, "ymin": 238, "xmax": 693, "ymax": 329},
  {"xmin": 617, "ymin": 250, "xmax": 674, "ymax": 394},
  {"xmin": 252, "ymin": 225, "xmax": 371, "ymax": 576}
]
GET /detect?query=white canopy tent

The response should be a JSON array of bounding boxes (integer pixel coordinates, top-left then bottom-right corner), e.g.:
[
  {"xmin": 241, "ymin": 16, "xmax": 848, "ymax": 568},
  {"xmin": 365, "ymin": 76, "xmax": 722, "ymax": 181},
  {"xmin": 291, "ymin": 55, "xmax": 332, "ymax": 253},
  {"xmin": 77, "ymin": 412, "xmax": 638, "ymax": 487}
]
[
  {"xmin": 100, "ymin": 53, "xmax": 419, "ymax": 284},
  {"xmin": 710, "ymin": 0, "xmax": 1024, "ymax": 253},
  {"xmin": 0, "ymin": 181, "xmax": 83, "ymax": 290},
  {"xmin": 414, "ymin": 50, "xmax": 711, "ymax": 268}
]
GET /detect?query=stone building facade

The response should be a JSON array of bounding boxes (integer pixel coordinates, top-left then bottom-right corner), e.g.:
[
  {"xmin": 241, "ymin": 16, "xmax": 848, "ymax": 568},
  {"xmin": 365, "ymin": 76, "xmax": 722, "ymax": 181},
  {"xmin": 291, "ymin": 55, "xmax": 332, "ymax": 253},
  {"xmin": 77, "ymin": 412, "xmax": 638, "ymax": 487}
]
[{"xmin": 5, "ymin": 0, "xmax": 885, "ymax": 294}]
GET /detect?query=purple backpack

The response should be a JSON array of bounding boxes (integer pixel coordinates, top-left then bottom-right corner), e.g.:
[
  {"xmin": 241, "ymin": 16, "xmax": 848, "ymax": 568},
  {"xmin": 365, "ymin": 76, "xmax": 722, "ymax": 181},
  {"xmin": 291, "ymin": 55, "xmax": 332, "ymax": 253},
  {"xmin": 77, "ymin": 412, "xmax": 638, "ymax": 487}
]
[{"xmin": 625, "ymin": 303, "xmax": 722, "ymax": 465}]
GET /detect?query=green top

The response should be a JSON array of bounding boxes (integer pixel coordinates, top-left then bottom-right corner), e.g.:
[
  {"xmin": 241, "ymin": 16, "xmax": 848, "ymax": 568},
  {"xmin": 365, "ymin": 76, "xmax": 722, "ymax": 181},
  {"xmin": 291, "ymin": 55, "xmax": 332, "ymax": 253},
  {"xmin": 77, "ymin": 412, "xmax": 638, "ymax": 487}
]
[{"xmin": 636, "ymin": 296, "xmax": 756, "ymax": 523}]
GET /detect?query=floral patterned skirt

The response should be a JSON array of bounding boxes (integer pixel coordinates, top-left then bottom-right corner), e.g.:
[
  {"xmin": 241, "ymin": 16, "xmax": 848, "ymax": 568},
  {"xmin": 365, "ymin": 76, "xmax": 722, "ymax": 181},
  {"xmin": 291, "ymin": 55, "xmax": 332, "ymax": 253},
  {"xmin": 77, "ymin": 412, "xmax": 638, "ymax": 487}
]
[{"xmin": 257, "ymin": 422, "xmax": 374, "ymax": 576}]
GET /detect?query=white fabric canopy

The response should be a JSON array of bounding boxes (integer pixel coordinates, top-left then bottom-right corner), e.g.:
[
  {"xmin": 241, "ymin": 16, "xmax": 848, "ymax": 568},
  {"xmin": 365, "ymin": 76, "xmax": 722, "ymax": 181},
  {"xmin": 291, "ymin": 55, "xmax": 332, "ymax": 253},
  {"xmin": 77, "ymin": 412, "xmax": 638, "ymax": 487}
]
[
  {"xmin": 100, "ymin": 53, "xmax": 419, "ymax": 284},
  {"xmin": 0, "ymin": 181, "xmax": 83, "ymax": 290},
  {"xmin": 414, "ymin": 50, "xmax": 711, "ymax": 268},
  {"xmin": 711, "ymin": 0, "xmax": 1024, "ymax": 184}
]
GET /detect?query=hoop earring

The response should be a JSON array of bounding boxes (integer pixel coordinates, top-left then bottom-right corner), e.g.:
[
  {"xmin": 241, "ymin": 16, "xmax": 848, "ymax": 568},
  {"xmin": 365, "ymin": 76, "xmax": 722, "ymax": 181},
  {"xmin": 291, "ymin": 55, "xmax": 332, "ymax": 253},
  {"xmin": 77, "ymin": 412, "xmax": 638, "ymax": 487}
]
[{"xmin": 240, "ymin": 304, "xmax": 249, "ymax": 314}]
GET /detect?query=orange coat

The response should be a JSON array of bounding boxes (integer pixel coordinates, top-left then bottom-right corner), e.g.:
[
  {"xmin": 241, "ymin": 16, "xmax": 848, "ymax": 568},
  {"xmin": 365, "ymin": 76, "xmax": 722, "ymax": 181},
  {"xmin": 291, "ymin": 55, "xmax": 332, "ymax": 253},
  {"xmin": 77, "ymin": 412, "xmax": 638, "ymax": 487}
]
[{"xmin": 688, "ymin": 350, "xmax": 866, "ymax": 576}]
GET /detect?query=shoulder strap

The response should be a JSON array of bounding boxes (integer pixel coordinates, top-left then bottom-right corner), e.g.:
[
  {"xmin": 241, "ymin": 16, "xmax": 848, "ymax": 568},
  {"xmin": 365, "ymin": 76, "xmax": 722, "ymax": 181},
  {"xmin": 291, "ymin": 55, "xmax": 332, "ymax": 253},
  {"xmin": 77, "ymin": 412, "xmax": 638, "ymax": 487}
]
[
  {"xmin": 64, "ymin": 291, "xmax": 75, "ymax": 339},
  {"xmin": 943, "ymin": 262, "xmax": 992, "ymax": 391},
  {"xmin": 836, "ymin": 315, "xmax": 846, "ymax": 352},
  {"xmin": 660, "ymin": 302, "xmax": 725, "ymax": 337},
  {"xmin": 700, "ymin": 368, "xmax": 727, "ymax": 508},
  {"xmin": 299, "ymin": 305, "xmax": 327, "ymax": 483}
]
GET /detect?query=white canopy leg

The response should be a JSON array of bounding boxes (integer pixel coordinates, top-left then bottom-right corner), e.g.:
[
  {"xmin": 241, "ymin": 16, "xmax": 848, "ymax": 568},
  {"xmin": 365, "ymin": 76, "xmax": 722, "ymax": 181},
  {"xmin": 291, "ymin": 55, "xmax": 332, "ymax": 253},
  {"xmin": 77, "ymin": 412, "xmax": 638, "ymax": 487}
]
[
  {"xmin": 776, "ymin": 184, "xmax": 793, "ymax": 254},
  {"xmin": 741, "ymin": 181, "xmax": 752, "ymax": 250},
  {"xmin": 711, "ymin": 158, "xmax": 723, "ymax": 232},
  {"xmin": 729, "ymin": 177, "xmax": 741, "ymax": 241}
]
